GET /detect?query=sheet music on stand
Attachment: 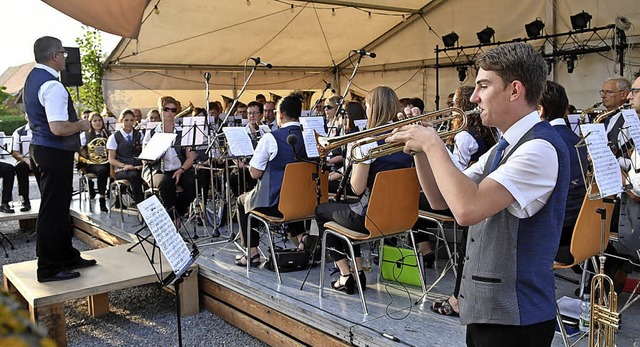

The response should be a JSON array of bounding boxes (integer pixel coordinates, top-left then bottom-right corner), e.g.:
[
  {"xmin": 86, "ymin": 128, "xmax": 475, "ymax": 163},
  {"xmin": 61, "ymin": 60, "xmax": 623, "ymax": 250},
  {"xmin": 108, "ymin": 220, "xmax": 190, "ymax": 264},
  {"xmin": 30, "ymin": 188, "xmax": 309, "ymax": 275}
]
[
  {"xmin": 139, "ymin": 132, "xmax": 177, "ymax": 161},
  {"xmin": 104, "ymin": 117, "xmax": 117, "ymax": 133},
  {"xmin": 579, "ymin": 123, "xmax": 626, "ymax": 199},
  {"xmin": 300, "ymin": 116, "xmax": 326, "ymax": 158},
  {"xmin": 566, "ymin": 113, "xmax": 584, "ymax": 137},
  {"xmin": 19, "ymin": 135, "xmax": 32, "ymax": 156},
  {"xmin": 621, "ymin": 109, "xmax": 640, "ymax": 148},
  {"xmin": 354, "ymin": 119, "xmax": 367, "ymax": 131},
  {"xmin": 137, "ymin": 195, "xmax": 197, "ymax": 285},
  {"xmin": 221, "ymin": 127, "xmax": 254, "ymax": 157},
  {"xmin": 181, "ymin": 116, "xmax": 206, "ymax": 147}
]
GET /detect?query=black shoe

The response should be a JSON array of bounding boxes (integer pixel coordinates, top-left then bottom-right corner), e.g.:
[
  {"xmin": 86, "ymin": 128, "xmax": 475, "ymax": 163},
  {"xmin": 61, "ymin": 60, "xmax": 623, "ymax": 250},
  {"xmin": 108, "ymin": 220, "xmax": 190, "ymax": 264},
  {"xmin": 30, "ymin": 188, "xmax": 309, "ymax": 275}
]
[
  {"xmin": 0, "ymin": 202, "xmax": 15, "ymax": 214},
  {"xmin": 88, "ymin": 181, "xmax": 96, "ymax": 199},
  {"xmin": 38, "ymin": 270, "xmax": 81, "ymax": 283},
  {"xmin": 358, "ymin": 270, "xmax": 367, "ymax": 292},
  {"xmin": 331, "ymin": 274, "xmax": 355, "ymax": 295},
  {"xmin": 99, "ymin": 198, "xmax": 108, "ymax": 212},
  {"xmin": 20, "ymin": 199, "xmax": 31, "ymax": 212},
  {"xmin": 423, "ymin": 253, "xmax": 436, "ymax": 269},
  {"xmin": 65, "ymin": 258, "xmax": 97, "ymax": 271},
  {"xmin": 235, "ymin": 253, "xmax": 260, "ymax": 267}
]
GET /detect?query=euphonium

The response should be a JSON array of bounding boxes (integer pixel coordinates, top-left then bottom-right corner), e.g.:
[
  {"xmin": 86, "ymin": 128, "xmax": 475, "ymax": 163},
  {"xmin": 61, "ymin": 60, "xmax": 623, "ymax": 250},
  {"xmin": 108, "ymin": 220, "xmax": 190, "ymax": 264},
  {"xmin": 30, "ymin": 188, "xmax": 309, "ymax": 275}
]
[
  {"xmin": 78, "ymin": 137, "xmax": 109, "ymax": 165},
  {"xmin": 174, "ymin": 102, "xmax": 194, "ymax": 119},
  {"xmin": 315, "ymin": 107, "xmax": 476, "ymax": 164},
  {"xmin": 593, "ymin": 104, "xmax": 630, "ymax": 124}
]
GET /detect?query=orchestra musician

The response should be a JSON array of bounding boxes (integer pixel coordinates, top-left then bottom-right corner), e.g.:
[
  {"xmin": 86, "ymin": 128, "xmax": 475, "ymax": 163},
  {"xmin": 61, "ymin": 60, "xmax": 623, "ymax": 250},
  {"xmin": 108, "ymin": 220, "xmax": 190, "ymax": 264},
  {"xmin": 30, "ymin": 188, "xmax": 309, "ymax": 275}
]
[
  {"xmin": 106, "ymin": 109, "xmax": 145, "ymax": 205},
  {"xmin": 327, "ymin": 101, "xmax": 366, "ymax": 195},
  {"xmin": 245, "ymin": 101, "xmax": 267, "ymax": 147},
  {"xmin": 79, "ymin": 112, "xmax": 111, "ymax": 212},
  {"xmin": 143, "ymin": 96, "xmax": 197, "ymax": 222},
  {"xmin": 10, "ymin": 114, "xmax": 33, "ymax": 212},
  {"xmin": 388, "ymin": 43, "xmax": 568, "ymax": 345},
  {"xmin": 314, "ymin": 86, "xmax": 413, "ymax": 295},
  {"xmin": 235, "ymin": 92, "xmax": 308, "ymax": 267}
]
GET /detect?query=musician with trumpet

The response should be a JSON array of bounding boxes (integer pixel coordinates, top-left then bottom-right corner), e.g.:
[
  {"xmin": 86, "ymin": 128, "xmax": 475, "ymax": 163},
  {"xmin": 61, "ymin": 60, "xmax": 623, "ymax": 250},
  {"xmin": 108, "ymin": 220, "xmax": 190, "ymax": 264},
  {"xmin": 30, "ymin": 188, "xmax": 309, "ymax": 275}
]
[
  {"xmin": 315, "ymin": 86, "xmax": 413, "ymax": 295},
  {"xmin": 78, "ymin": 112, "xmax": 111, "ymax": 212},
  {"xmin": 106, "ymin": 109, "xmax": 145, "ymax": 205},
  {"xmin": 388, "ymin": 43, "xmax": 569, "ymax": 345}
]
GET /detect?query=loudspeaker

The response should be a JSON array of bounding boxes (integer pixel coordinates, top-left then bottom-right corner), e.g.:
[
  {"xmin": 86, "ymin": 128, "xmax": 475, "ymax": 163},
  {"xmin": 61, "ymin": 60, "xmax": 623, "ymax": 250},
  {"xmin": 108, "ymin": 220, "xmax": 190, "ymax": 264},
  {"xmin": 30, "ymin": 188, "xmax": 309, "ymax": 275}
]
[{"xmin": 60, "ymin": 47, "xmax": 83, "ymax": 87}]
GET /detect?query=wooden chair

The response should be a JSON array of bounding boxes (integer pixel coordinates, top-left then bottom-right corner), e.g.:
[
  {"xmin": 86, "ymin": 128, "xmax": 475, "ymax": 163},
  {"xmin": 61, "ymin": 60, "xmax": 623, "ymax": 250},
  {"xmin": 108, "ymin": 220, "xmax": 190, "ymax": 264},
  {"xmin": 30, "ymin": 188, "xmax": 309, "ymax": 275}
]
[
  {"xmin": 319, "ymin": 167, "xmax": 420, "ymax": 315},
  {"xmin": 554, "ymin": 195, "xmax": 614, "ymax": 347},
  {"xmin": 246, "ymin": 162, "xmax": 328, "ymax": 283}
]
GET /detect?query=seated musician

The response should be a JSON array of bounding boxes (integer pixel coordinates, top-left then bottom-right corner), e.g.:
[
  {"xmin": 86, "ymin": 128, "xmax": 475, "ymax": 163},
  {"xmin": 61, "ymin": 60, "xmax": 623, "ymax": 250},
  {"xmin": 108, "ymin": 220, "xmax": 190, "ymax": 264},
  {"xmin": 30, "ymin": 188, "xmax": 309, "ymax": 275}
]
[
  {"xmin": 143, "ymin": 96, "xmax": 197, "ymax": 220},
  {"xmin": 245, "ymin": 101, "xmax": 267, "ymax": 147},
  {"xmin": 235, "ymin": 92, "xmax": 307, "ymax": 267},
  {"xmin": 106, "ymin": 109, "xmax": 145, "ymax": 205},
  {"xmin": 328, "ymin": 101, "xmax": 366, "ymax": 195},
  {"xmin": 146, "ymin": 109, "xmax": 161, "ymax": 122},
  {"xmin": 10, "ymin": 114, "xmax": 33, "ymax": 212},
  {"xmin": 314, "ymin": 86, "xmax": 413, "ymax": 294},
  {"xmin": 79, "ymin": 112, "xmax": 111, "ymax": 212},
  {"xmin": 229, "ymin": 102, "xmax": 257, "ymax": 198}
]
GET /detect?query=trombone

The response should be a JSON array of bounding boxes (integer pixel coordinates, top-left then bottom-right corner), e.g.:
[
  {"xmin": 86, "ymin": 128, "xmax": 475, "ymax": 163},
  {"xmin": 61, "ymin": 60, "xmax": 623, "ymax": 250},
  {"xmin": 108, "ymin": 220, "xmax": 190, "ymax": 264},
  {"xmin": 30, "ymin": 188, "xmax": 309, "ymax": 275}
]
[{"xmin": 315, "ymin": 107, "xmax": 478, "ymax": 164}]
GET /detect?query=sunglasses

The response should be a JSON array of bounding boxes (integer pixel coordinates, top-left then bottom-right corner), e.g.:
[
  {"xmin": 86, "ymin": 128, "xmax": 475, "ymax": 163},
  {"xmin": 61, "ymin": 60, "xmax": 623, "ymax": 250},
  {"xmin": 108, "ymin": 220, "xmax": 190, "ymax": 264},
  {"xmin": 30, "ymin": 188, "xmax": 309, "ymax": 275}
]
[
  {"xmin": 323, "ymin": 105, "xmax": 334, "ymax": 110},
  {"xmin": 163, "ymin": 107, "xmax": 178, "ymax": 112}
]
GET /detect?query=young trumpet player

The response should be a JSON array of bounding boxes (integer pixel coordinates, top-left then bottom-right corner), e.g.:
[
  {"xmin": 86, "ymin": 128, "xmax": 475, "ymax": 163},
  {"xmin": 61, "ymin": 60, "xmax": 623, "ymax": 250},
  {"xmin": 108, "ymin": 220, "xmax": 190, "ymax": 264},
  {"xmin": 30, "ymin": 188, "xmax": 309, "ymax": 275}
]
[{"xmin": 389, "ymin": 43, "xmax": 569, "ymax": 345}]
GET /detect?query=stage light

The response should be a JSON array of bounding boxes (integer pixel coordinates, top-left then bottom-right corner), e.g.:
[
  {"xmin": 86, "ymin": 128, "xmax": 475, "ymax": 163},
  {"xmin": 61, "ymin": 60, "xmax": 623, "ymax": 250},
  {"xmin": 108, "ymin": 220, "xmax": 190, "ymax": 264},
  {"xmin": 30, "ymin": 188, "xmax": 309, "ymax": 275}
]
[
  {"xmin": 570, "ymin": 11, "xmax": 592, "ymax": 30},
  {"xmin": 442, "ymin": 32, "xmax": 459, "ymax": 48},
  {"xmin": 565, "ymin": 55, "xmax": 576, "ymax": 74},
  {"xmin": 525, "ymin": 19, "xmax": 545, "ymax": 38},
  {"xmin": 457, "ymin": 66, "xmax": 468, "ymax": 82},
  {"xmin": 477, "ymin": 27, "xmax": 495, "ymax": 45}
]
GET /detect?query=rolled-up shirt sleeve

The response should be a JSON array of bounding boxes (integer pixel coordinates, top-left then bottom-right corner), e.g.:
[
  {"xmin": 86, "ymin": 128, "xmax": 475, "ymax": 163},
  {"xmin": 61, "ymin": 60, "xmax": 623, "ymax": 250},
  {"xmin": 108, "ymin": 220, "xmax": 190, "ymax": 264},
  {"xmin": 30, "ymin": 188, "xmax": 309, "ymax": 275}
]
[{"xmin": 39, "ymin": 80, "xmax": 70, "ymax": 122}]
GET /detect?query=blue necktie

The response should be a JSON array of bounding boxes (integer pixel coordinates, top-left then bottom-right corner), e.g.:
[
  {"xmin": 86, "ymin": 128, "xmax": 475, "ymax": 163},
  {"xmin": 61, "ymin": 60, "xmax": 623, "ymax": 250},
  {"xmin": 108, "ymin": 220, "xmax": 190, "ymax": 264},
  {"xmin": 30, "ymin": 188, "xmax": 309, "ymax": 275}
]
[
  {"xmin": 488, "ymin": 138, "xmax": 509, "ymax": 173},
  {"xmin": 126, "ymin": 134, "xmax": 132, "ymax": 144}
]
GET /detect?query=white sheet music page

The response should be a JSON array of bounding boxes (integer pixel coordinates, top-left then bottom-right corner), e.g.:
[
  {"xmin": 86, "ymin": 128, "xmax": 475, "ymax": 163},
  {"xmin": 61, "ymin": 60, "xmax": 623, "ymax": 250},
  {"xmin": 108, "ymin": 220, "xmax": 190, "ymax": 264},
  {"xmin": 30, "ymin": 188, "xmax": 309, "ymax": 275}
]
[
  {"xmin": 104, "ymin": 117, "xmax": 117, "ymax": 132},
  {"xmin": 300, "ymin": 116, "xmax": 326, "ymax": 136},
  {"xmin": 222, "ymin": 127, "xmax": 254, "ymax": 156},
  {"xmin": 354, "ymin": 119, "xmax": 368, "ymax": 131},
  {"xmin": 181, "ymin": 116, "xmax": 206, "ymax": 147},
  {"xmin": 580, "ymin": 123, "xmax": 623, "ymax": 197},
  {"xmin": 139, "ymin": 132, "xmax": 177, "ymax": 161},
  {"xmin": 137, "ymin": 195, "xmax": 192, "ymax": 274},
  {"xmin": 302, "ymin": 129, "xmax": 320, "ymax": 158},
  {"xmin": 621, "ymin": 109, "xmax": 640, "ymax": 148},
  {"xmin": 566, "ymin": 114, "xmax": 583, "ymax": 137}
]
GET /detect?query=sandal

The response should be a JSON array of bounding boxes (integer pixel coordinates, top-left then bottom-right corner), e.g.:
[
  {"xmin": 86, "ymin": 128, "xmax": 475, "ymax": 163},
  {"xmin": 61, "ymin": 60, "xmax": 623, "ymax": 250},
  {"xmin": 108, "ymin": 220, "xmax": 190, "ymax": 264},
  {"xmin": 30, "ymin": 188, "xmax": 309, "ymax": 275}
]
[
  {"xmin": 331, "ymin": 274, "xmax": 355, "ymax": 295},
  {"xmin": 430, "ymin": 298, "xmax": 459, "ymax": 317},
  {"xmin": 235, "ymin": 253, "xmax": 261, "ymax": 267},
  {"xmin": 297, "ymin": 233, "xmax": 309, "ymax": 251}
]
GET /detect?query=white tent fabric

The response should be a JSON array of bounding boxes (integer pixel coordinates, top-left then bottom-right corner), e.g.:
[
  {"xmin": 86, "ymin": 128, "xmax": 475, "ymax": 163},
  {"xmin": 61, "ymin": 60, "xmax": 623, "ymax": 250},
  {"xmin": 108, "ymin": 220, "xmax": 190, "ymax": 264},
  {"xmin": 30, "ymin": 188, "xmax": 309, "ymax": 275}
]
[{"xmin": 62, "ymin": 0, "xmax": 639, "ymax": 114}]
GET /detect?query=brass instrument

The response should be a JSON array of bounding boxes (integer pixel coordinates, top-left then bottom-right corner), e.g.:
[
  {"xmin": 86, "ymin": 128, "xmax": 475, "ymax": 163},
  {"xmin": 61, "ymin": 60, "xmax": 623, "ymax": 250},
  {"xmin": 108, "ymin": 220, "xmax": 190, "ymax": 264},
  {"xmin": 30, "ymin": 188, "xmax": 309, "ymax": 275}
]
[
  {"xmin": 593, "ymin": 104, "xmax": 630, "ymax": 124},
  {"xmin": 174, "ymin": 102, "xmax": 194, "ymax": 119},
  {"xmin": 580, "ymin": 102, "xmax": 603, "ymax": 124},
  {"xmin": 588, "ymin": 254, "xmax": 620, "ymax": 346},
  {"xmin": 315, "ymin": 107, "xmax": 476, "ymax": 164},
  {"xmin": 78, "ymin": 137, "xmax": 109, "ymax": 165}
]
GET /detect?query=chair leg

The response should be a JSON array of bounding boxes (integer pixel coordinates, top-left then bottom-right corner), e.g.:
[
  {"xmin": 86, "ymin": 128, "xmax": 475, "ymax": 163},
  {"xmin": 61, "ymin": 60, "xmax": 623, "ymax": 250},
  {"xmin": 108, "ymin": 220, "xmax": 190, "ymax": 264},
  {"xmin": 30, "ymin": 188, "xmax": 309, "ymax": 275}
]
[
  {"xmin": 408, "ymin": 232, "xmax": 427, "ymax": 294},
  {"xmin": 246, "ymin": 215, "xmax": 253, "ymax": 278},
  {"xmin": 263, "ymin": 220, "xmax": 282, "ymax": 284},
  {"xmin": 556, "ymin": 303, "xmax": 571, "ymax": 347}
]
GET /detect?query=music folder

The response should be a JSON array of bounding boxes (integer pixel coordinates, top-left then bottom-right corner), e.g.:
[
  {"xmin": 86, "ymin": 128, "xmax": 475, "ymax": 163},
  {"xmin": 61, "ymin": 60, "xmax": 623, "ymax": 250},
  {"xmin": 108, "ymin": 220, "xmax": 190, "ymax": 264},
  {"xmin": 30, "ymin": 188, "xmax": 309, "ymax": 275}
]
[{"xmin": 138, "ymin": 132, "xmax": 177, "ymax": 162}]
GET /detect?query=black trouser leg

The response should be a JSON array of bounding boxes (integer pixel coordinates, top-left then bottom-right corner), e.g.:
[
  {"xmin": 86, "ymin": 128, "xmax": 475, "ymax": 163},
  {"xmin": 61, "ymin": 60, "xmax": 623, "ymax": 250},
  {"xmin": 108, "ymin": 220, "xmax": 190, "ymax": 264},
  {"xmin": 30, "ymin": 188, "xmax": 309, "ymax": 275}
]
[
  {"xmin": 466, "ymin": 319, "xmax": 555, "ymax": 347},
  {"xmin": 14, "ymin": 160, "xmax": 31, "ymax": 200},
  {"xmin": 0, "ymin": 162, "xmax": 14, "ymax": 203},
  {"xmin": 86, "ymin": 164, "xmax": 109, "ymax": 195},
  {"xmin": 30, "ymin": 145, "xmax": 80, "ymax": 277},
  {"xmin": 315, "ymin": 202, "xmax": 366, "ymax": 261},
  {"xmin": 176, "ymin": 169, "xmax": 196, "ymax": 216}
]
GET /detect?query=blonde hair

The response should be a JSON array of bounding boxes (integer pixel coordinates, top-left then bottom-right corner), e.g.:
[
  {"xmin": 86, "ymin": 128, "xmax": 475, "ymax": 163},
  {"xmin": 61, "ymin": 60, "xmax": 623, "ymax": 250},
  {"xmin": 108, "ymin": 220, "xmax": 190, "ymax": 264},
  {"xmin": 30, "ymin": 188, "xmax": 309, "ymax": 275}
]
[
  {"xmin": 365, "ymin": 86, "xmax": 399, "ymax": 128},
  {"xmin": 158, "ymin": 96, "xmax": 178, "ymax": 111}
]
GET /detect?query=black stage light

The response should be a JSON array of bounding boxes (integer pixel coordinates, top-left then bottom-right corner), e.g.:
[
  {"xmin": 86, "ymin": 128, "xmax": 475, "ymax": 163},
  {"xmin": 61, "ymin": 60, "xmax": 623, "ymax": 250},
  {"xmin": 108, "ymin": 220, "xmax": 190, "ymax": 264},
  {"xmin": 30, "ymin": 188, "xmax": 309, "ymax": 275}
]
[
  {"xmin": 525, "ymin": 18, "xmax": 545, "ymax": 38},
  {"xmin": 477, "ymin": 26, "xmax": 495, "ymax": 45},
  {"xmin": 566, "ymin": 55, "xmax": 576, "ymax": 74},
  {"xmin": 457, "ymin": 66, "xmax": 468, "ymax": 82},
  {"xmin": 442, "ymin": 32, "xmax": 459, "ymax": 48},
  {"xmin": 570, "ymin": 11, "xmax": 592, "ymax": 30}
]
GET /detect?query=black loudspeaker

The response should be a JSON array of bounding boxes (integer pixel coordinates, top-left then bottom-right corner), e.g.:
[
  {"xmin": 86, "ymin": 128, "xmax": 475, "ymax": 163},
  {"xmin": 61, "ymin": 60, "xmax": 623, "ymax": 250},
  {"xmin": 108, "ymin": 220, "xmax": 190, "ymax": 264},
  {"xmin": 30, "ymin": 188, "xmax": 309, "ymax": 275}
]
[{"xmin": 60, "ymin": 47, "xmax": 83, "ymax": 87}]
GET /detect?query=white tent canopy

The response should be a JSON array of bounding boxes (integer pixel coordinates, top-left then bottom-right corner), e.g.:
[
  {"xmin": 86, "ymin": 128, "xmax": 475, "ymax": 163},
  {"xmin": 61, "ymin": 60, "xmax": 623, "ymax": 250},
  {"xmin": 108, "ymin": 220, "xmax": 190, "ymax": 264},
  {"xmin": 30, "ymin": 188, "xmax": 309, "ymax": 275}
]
[{"xmin": 52, "ymin": 0, "xmax": 639, "ymax": 115}]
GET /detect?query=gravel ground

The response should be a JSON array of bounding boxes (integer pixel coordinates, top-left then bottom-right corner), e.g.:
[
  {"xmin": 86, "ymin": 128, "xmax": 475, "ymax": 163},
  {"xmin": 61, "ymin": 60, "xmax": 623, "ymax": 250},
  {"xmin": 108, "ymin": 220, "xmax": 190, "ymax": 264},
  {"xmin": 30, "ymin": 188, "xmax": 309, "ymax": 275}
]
[{"xmin": 0, "ymin": 173, "xmax": 267, "ymax": 347}]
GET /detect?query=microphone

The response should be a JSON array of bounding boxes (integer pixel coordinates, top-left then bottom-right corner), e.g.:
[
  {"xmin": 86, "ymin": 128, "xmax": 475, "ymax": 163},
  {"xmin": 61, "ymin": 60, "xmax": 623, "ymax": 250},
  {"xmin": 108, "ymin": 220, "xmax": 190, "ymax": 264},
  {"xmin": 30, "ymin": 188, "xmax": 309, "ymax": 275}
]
[
  {"xmin": 352, "ymin": 49, "xmax": 376, "ymax": 58},
  {"xmin": 250, "ymin": 57, "xmax": 273, "ymax": 69},
  {"xmin": 286, "ymin": 133, "xmax": 298, "ymax": 147},
  {"xmin": 323, "ymin": 79, "xmax": 336, "ymax": 93},
  {"xmin": 204, "ymin": 72, "xmax": 211, "ymax": 81}
]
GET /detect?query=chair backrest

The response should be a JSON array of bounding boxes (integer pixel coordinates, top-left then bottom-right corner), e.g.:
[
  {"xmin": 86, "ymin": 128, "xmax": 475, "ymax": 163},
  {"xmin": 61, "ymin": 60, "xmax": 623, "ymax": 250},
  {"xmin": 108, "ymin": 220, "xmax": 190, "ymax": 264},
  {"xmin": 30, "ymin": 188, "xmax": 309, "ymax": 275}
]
[
  {"xmin": 364, "ymin": 167, "xmax": 419, "ymax": 237},
  {"xmin": 568, "ymin": 195, "xmax": 614, "ymax": 265},
  {"xmin": 278, "ymin": 162, "xmax": 328, "ymax": 220}
]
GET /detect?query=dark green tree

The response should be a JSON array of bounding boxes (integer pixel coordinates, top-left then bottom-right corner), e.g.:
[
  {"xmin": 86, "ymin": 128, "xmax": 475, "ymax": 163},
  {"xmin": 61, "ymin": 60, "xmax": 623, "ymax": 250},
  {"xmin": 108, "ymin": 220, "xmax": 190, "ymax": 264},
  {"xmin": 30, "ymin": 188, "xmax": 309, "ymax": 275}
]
[
  {"xmin": 71, "ymin": 26, "xmax": 105, "ymax": 112},
  {"xmin": 0, "ymin": 86, "xmax": 19, "ymax": 115}
]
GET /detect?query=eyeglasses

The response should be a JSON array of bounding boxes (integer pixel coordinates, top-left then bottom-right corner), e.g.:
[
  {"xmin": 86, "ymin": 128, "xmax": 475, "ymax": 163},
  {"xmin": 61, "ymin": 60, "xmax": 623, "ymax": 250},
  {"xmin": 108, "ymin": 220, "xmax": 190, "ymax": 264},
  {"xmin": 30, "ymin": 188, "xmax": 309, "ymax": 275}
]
[
  {"xmin": 630, "ymin": 88, "xmax": 640, "ymax": 96},
  {"xmin": 163, "ymin": 107, "xmax": 178, "ymax": 112},
  {"xmin": 446, "ymin": 101, "xmax": 454, "ymax": 107},
  {"xmin": 323, "ymin": 105, "xmax": 334, "ymax": 110},
  {"xmin": 248, "ymin": 111, "xmax": 261, "ymax": 115},
  {"xmin": 599, "ymin": 89, "xmax": 625, "ymax": 96},
  {"xmin": 56, "ymin": 50, "xmax": 68, "ymax": 58}
]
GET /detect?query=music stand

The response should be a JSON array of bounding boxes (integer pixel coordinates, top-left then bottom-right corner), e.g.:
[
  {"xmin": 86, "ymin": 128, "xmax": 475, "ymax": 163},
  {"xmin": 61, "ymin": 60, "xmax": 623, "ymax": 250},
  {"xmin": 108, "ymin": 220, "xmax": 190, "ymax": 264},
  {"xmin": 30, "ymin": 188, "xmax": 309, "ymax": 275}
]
[{"xmin": 137, "ymin": 195, "xmax": 200, "ymax": 347}]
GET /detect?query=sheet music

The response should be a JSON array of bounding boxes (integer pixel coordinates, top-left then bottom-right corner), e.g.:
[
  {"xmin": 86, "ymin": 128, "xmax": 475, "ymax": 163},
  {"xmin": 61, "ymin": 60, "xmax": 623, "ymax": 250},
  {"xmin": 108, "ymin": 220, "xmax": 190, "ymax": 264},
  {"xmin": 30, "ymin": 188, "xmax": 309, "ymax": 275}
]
[
  {"xmin": 300, "ymin": 116, "xmax": 326, "ymax": 136},
  {"xmin": 622, "ymin": 109, "xmax": 640, "ymax": 148},
  {"xmin": 222, "ymin": 127, "xmax": 254, "ymax": 157},
  {"xmin": 580, "ymin": 124, "xmax": 623, "ymax": 197},
  {"xmin": 139, "ymin": 132, "xmax": 177, "ymax": 161},
  {"xmin": 354, "ymin": 119, "xmax": 368, "ymax": 131},
  {"xmin": 104, "ymin": 117, "xmax": 117, "ymax": 132},
  {"xmin": 566, "ymin": 114, "xmax": 583, "ymax": 137},
  {"xmin": 258, "ymin": 124, "xmax": 271, "ymax": 135},
  {"xmin": 137, "ymin": 195, "xmax": 192, "ymax": 274},
  {"xmin": 300, "ymin": 110, "xmax": 311, "ymax": 117},
  {"xmin": 146, "ymin": 121, "xmax": 161, "ymax": 130},
  {"xmin": 181, "ymin": 116, "xmax": 206, "ymax": 147},
  {"xmin": 302, "ymin": 129, "xmax": 320, "ymax": 158},
  {"xmin": 19, "ymin": 135, "xmax": 31, "ymax": 156}
]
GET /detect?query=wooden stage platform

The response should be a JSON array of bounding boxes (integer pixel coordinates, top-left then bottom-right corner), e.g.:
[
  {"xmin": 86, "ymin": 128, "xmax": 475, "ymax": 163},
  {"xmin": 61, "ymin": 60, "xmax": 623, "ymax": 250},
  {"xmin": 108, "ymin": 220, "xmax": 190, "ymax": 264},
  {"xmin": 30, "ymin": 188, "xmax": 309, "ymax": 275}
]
[{"xmin": 63, "ymin": 197, "xmax": 640, "ymax": 346}]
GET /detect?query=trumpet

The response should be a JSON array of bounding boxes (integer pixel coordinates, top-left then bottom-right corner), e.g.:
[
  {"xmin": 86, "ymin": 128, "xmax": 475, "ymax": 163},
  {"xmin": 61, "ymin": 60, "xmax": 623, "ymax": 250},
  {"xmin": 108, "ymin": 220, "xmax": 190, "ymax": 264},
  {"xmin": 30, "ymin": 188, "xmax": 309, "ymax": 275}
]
[
  {"xmin": 315, "ymin": 107, "xmax": 476, "ymax": 164},
  {"xmin": 593, "ymin": 104, "xmax": 630, "ymax": 124},
  {"xmin": 589, "ymin": 254, "xmax": 619, "ymax": 347}
]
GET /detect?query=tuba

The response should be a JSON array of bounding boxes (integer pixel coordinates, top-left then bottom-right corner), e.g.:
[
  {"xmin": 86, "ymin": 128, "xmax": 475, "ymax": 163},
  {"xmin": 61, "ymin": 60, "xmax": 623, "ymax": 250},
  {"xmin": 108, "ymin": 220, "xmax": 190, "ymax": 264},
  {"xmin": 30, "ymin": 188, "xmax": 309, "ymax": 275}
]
[
  {"xmin": 174, "ymin": 102, "xmax": 194, "ymax": 119},
  {"xmin": 78, "ymin": 137, "xmax": 109, "ymax": 165}
]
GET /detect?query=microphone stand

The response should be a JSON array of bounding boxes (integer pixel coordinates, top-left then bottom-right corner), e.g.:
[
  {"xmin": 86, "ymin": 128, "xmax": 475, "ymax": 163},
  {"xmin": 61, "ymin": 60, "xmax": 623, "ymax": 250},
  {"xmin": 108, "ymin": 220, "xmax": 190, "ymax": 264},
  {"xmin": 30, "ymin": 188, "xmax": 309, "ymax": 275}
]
[{"xmin": 311, "ymin": 80, "xmax": 334, "ymax": 118}]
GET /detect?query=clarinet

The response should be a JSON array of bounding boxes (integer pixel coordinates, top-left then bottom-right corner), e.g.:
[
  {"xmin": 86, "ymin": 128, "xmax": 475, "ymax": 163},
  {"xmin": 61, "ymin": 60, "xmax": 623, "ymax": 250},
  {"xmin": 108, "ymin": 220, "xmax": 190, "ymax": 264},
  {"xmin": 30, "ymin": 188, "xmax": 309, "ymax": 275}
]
[{"xmin": 333, "ymin": 163, "xmax": 352, "ymax": 202}]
